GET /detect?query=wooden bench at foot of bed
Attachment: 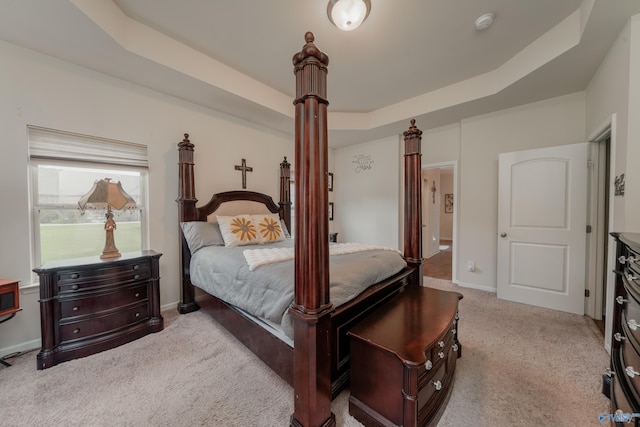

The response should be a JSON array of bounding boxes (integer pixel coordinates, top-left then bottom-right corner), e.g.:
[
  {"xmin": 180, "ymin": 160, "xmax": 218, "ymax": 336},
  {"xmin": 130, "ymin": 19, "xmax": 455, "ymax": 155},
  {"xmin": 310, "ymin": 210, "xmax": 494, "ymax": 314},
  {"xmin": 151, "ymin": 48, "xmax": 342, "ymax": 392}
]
[{"xmin": 348, "ymin": 286, "xmax": 463, "ymax": 427}]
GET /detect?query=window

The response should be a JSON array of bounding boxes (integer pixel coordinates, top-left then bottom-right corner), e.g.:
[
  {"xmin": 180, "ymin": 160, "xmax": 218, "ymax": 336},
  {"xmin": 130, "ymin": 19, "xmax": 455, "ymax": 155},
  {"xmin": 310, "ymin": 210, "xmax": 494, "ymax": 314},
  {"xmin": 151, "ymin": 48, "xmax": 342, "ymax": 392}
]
[{"xmin": 28, "ymin": 126, "xmax": 148, "ymax": 267}]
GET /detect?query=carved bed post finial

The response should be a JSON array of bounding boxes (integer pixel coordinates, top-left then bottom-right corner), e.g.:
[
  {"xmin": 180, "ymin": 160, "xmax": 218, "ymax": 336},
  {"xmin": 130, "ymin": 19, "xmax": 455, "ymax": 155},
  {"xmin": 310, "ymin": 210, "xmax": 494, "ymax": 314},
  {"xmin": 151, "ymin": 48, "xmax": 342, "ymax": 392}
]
[
  {"xmin": 403, "ymin": 120, "xmax": 424, "ymax": 286},
  {"xmin": 279, "ymin": 156, "xmax": 292, "ymax": 232},
  {"xmin": 289, "ymin": 33, "xmax": 336, "ymax": 427}
]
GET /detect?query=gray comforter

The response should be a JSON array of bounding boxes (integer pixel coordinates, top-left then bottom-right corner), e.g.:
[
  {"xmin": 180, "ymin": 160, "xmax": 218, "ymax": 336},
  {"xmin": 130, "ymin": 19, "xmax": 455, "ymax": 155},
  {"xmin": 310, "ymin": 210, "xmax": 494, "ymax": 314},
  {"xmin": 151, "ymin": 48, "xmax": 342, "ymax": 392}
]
[{"xmin": 189, "ymin": 239, "xmax": 407, "ymax": 339}]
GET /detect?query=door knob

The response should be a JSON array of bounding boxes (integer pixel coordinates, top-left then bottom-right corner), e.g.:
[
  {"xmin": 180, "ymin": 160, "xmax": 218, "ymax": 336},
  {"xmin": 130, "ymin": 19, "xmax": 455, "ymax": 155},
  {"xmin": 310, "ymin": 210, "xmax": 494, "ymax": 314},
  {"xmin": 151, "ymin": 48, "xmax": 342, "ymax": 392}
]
[{"xmin": 500, "ymin": 232, "xmax": 507, "ymax": 238}]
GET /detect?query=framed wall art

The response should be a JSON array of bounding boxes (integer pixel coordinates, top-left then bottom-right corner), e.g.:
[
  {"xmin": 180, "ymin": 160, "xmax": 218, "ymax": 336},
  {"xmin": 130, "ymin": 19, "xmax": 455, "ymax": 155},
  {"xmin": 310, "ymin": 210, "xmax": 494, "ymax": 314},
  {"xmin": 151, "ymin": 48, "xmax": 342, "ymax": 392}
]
[{"xmin": 445, "ymin": 194, "xmax": 453, "ymax": 213}]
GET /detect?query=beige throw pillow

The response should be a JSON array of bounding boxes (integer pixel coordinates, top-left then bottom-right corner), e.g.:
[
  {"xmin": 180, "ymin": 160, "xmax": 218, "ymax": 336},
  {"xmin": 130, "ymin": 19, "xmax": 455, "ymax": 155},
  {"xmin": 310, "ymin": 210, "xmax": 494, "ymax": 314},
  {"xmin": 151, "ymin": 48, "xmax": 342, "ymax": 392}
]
[{"xmin": 216, "ymin": 214, "xmax": 261, "ymax": 246}]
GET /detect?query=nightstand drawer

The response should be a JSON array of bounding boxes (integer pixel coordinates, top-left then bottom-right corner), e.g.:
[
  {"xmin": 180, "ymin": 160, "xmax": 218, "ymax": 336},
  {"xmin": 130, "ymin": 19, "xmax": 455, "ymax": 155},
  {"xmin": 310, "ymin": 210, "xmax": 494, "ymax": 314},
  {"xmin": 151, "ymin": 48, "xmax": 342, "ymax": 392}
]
[
  {"xmin": 58, "ymin": 264, "xmax": 150, "ymax": 293},
  {"xmin": 59, "ymin": 283, "xmax": 148, "ymax": 319},
  {"xmin": 59, "ymin": 301, "xmax": 149, "ymax": 342},
  {"xmin": 418, "ymin": 328, "xmax": 456, "ymax": 378}
]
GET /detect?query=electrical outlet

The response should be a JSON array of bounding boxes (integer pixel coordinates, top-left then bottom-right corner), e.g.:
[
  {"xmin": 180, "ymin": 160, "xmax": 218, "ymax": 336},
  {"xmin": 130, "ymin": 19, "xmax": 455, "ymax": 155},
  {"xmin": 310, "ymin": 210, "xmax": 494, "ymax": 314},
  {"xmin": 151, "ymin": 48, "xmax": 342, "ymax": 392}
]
[{"xmin": 467, "ymin": 261, "xmax": 476, "ymax": 272}]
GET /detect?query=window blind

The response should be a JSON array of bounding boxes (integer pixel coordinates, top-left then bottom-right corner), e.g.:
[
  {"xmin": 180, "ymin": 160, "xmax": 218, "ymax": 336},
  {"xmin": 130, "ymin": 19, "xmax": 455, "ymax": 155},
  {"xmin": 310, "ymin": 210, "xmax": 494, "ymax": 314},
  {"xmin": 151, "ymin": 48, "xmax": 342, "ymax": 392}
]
[{"xmin": 28, "ymin": 126, "xmax": 148, "ymax": 168}]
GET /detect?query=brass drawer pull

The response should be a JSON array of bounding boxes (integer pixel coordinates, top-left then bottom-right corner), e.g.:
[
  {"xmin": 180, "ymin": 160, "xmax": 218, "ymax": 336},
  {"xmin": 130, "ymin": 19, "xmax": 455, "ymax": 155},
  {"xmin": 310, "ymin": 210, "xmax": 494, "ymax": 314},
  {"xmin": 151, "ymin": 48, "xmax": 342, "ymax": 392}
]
[
  {"xmin": 452, "ymin": 343, "xmax": 459, "ymax": 352},
  {"xmin": 438, "ymin": 340, "xmax": 445, "ymax": 348},
  {"xmin": 134, "ymin": 274, "xmax": 140, "ymax": 280},
  {"xmin": 619, "ymin": 255, "xmax": 639, "ymax": 264},
  {"xmin": 451, "ymin": 328, "xmax": 457, "ymax": 335},
  {"xmin": 629, "ymin": 319, "xmax": 639, "ymax": 331},
  {"xmin": 73, "ymin": 328, "xmax": 80, "ymax": 334},
  {"xmin": 437, "ymin": 352, "xmax": 445, "ymax": 359},
  {"xmin": 614, "ymin": 333, "xmax": 626, "ymax": 342},
  {"xmin": 627, "ymin": 273, "xmax": 638, "ymax": 282},
  {"xmin": 425, "ymin": 360, "xmax": 432, "ymax": 371},
  {"xmin": 625, "ymin": 366, "xmax": 640, "ymax": 378},
  {"xmin": 135, "ymin": 312, "xmax": 140, "ymax": 318},
  {"xmin": 617, "ymin": 295, "xmax": 628, "ymax": 305},
  {"xmin": 71, "ymin": 273, "xmax": 79, "ymax": 279},
  {"xmin": 432, "ymin": 380, "xmax": 442, "ymax": 391},
  {"xmin": 71, "ymin": 285, "xmax": 79, "ymax": 290},
  {"xmin": 133, "ymin": 264, "xmax": 140, "ymax": 271},
  {"xmin": 135, "ymin": 293, "xmax": 140, "ymax": 298},
  {"xmin": 72, "ymin": 306, "xmax": 79, "ymax": 311}
]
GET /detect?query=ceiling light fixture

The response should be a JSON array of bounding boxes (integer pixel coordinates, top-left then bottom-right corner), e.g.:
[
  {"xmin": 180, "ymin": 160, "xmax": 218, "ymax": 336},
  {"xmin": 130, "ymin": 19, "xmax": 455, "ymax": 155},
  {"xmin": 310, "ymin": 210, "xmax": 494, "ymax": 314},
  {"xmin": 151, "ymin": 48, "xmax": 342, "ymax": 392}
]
[
  {"xmin": 327, "ymin": 0, "xmax": 371, "ymax": 32},
  {"xmin": 475, "ymin": 13, "xmax": 494, "ymax": 31}
]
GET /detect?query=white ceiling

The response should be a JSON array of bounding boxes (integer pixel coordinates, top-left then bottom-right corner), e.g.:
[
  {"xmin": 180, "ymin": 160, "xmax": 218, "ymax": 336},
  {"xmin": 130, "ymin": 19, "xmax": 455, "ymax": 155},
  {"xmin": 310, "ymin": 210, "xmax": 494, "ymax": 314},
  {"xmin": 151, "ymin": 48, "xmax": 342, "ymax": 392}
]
[{"xmin": 1, "ymin": 0, "xmax": 639, "ymax": 147}]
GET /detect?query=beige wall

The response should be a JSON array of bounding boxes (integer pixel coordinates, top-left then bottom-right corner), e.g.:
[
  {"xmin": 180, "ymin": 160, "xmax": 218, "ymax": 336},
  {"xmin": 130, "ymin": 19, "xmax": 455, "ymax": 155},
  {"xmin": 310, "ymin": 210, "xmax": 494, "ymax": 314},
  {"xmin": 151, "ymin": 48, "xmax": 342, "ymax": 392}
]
[
  {"xmin": 456, "ymin": 93, "xmax": 586, "ymax": 290},
  {"xmin": 0, "ymin": 40, "xmax": 293, "ymax": 355},
  {"xmin": 333, "ymin": 136, "xmax": 401, "ymax": 249},
  {"xmin": 626, "ymin": 16, "xmax": 640, "ymax": 231},
  {"xmin": 334, "ymin": 92, "xmax": 585, "ymax": 293}
]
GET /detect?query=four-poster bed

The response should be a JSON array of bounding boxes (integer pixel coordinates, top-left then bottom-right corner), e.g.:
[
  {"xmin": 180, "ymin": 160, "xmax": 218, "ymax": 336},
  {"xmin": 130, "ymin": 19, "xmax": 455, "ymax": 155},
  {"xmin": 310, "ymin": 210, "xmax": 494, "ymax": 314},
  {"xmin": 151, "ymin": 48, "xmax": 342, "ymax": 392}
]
[{"xmin": 176, "ymin": 33, "xmax": 427, "ymax": 426}]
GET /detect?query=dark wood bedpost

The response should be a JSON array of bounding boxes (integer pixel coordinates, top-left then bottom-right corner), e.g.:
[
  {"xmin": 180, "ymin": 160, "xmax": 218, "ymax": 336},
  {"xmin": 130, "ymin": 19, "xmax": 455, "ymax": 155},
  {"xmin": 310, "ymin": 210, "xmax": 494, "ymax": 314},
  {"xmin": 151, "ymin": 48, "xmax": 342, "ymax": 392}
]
[
  {"xmin": 176, "ymin": 133, "xmax": 200, "ymax": 314},
  {"xmin": 289, "ymin": 32, "xmax": 336, "ymax": 427},
  {"xmin": 279, "ymin": 156, "xmax": 292, "ymax": 232},
  {"xmin": 403, "ymin": 120, "xmax": 424, "ymax": 286}
]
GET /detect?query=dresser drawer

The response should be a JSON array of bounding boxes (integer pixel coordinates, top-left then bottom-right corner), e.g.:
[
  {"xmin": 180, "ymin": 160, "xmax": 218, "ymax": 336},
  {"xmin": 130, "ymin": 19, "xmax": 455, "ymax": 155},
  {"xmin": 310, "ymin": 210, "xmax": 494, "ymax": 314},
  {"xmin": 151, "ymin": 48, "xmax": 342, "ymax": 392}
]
[
  {"xmin": 58, "ymin": 301, "xmax": 150, "ymax": 343},
  {"xmin": 59, "ymin": 283, "xmax": 148, "ymax": 319},
  {"xmin": 611, "ymin": 369, "xmax": 640, "ymax": 426},
  {"xmin": 57, "ymin": 264, "xmax": 150, "ymax": 293},
  {"xmin": 620, "ymin": 335, "xmax": 640, "ymax": 403},
  {"xmin": 418, "ymin": 326, "xmax": 456, "ymax": 378},
  {"xmin": 418, "ymin": 361, "xmax": 446, "ymax": 411}
]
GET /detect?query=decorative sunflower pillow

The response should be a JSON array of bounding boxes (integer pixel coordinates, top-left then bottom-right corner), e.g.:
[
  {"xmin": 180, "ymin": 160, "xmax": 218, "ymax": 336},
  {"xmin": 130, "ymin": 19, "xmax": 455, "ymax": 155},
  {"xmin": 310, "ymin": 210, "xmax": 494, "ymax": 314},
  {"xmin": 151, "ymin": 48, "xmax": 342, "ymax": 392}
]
[
  {"xmin": 252, "ymin": 213, "xmax": 286, "ymax": 243},
  {"xmin": 216, "ymin": 214, "xmax": 261, "ymax": 247}
]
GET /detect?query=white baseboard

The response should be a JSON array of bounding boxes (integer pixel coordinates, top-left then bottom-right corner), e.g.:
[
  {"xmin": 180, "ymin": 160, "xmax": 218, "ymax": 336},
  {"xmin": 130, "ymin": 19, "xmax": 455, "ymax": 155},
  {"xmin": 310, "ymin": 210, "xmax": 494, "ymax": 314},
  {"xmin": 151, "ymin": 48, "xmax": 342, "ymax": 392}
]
[
  {"xmin": 425, "ymin": 249, "xmax": 440, "ymax": 259},
  {"xmin": 454, "ymin": 280, "xmax": 497, "ymax": 293},
  {"xmin": 1, "ymin": 338, "xmax": 40, "ymax": 360},
  {"xmin": 161, "ymin": 301, "xmax": 179, "ymax": 313}
]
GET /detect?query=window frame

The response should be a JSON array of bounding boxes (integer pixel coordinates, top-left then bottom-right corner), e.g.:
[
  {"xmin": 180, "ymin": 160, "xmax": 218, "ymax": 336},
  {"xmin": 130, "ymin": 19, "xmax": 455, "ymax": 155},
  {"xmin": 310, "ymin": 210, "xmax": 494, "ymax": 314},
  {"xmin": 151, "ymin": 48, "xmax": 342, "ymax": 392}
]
[
  {"xmin": 27, "ymin": 126, "xmax": 150, "ymax": 279},
  {"xmin": 29, "ymin": 159, "xmax": 150, "ymax": 271}
]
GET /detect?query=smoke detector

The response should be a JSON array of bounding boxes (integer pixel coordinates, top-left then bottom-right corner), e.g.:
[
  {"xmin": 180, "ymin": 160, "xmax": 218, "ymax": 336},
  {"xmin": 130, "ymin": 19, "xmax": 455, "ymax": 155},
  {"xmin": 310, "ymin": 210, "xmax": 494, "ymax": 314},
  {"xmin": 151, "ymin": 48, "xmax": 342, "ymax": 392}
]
[{"xmin": 475, "ymin": 13, "xmax": 494, "ymax": 31}]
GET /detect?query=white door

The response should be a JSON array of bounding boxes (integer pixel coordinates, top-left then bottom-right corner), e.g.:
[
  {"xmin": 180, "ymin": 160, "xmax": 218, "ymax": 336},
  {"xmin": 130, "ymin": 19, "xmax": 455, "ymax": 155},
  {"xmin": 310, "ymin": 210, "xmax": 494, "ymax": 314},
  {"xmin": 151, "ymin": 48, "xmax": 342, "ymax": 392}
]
[{"xmin": 497, "ymin": 143, "xmax": 588, "ymax": 315}]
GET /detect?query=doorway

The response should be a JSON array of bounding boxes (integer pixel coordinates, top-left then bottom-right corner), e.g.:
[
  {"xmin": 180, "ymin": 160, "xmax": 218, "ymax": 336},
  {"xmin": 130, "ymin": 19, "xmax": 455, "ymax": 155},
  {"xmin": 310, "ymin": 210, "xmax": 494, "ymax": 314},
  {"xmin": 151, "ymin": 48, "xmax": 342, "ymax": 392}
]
[
  {"xmin": 422, "ymin": 162, "xmax": 458, "ymax": 282},
  {"xmin": 586, "ymin": 128, "xmax": 612, "ymax": 336}
]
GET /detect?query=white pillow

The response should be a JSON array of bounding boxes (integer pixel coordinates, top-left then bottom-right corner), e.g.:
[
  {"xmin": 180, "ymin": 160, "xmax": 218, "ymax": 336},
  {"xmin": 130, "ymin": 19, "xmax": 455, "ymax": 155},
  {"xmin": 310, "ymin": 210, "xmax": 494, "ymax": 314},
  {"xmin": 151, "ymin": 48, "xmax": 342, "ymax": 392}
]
[
  {"xmin": 252, "ymin": 213, "xmax": 286, "ymax": 243},
  {"xmin": 216, "ymin": 214, "xmax": 261, "ymax": 246}
]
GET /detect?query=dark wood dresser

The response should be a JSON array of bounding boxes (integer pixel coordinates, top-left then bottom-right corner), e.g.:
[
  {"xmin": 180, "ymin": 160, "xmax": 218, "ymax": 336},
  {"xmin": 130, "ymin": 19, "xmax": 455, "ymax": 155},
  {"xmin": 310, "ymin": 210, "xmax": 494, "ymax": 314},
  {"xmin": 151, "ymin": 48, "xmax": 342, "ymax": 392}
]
[
  {"xmin": 348, "ymin": 286, "xmax": 462, "ymax": 427},
  {"xmin": 34, "ymin": 250, "xmax": 163, "ymax": 369},
  {"xmin": 607, "ymin": 233, "xmax": 640, "ymax": 425}
]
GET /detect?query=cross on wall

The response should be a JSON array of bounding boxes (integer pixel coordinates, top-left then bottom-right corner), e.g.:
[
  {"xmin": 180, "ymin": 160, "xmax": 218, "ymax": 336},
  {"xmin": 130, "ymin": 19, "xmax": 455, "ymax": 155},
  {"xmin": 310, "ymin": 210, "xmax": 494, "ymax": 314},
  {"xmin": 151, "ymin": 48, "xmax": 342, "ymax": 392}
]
[{"xmin": 234, "ymin": 158, "xmax": 253, "ymax": 189}]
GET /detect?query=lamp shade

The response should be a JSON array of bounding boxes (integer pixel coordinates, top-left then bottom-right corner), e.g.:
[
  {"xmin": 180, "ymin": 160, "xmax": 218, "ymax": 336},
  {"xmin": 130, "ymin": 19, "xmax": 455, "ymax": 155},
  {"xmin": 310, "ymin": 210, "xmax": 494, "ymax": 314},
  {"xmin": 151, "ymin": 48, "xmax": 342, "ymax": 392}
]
[
  {"xmin": 78, "ymin": 178, "xmax": 137, "ymax": 211},
  {"xmin": 328, "ymin": 0, "xmax": 371, "ymax": 31}
]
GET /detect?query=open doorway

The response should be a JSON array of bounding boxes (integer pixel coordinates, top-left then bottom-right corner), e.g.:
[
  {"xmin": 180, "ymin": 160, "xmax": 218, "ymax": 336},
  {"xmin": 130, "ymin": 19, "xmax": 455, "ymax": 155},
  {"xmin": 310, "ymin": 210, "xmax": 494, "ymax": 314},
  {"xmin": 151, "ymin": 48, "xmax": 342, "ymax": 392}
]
[
  {"xmin": 422, "ymin": 162, "xmax": 457, "ymax": 282},
  {"xmin": 586, "ymin": 128, "xmax": 612, "ymax": 336}
]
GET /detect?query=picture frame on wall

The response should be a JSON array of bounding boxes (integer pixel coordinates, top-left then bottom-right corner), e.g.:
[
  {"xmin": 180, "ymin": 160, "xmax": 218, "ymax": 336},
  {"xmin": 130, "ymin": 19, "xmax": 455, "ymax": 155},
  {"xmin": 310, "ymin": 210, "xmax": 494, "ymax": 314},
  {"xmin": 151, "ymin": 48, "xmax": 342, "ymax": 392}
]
[
  {"xmin": 445, "ymin": 194, "xmax": 453, "ymax": 213},
  {"xmin": 328, "ymin": 173, "xmax": 334, "ymax": 192},
  {"xmin": 329, "ymin": 202, "xmax": 334, "ymax": 221}
]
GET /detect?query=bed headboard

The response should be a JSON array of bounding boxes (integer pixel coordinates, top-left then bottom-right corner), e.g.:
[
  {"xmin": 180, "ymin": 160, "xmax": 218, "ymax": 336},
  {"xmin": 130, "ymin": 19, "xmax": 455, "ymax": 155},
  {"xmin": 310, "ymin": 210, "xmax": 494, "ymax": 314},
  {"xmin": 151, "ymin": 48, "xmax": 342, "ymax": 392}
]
[
  {"xmin": 197, "ymin": 191, "xmax": 281, "ymax": 222},
  {"xmin": 176, "ymin": 133, "xmax": 291, "ymax": 312}
]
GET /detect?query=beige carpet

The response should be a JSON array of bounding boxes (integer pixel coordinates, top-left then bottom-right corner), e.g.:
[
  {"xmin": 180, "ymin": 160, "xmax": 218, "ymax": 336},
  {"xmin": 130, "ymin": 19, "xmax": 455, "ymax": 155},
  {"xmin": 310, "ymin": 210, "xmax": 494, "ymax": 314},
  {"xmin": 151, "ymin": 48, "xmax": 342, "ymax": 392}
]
[{"xmin": 0, "ymin": 278, "xmax": 610, "ymax": 426}]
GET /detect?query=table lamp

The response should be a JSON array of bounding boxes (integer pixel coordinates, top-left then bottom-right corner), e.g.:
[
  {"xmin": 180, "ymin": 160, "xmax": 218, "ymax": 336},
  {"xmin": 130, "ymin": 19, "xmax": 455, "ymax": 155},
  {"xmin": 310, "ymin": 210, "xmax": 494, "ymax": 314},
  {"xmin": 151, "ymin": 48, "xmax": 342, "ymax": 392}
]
[{"xmin": 78, "ymin": 178, "xmax": 137, "ymax": 259}]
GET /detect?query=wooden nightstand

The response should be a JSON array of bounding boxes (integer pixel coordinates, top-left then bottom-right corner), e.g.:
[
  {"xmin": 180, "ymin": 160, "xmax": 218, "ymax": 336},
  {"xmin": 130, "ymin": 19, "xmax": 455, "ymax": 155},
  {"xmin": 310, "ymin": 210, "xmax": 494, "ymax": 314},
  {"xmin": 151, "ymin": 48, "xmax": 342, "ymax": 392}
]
[
  {"xmin": 34, "ymin": 251, "xmax": 163, "ymax": 369},
  {"xmin": 0, "ymin": 279, "xmax": 21, "ymax": 318}
]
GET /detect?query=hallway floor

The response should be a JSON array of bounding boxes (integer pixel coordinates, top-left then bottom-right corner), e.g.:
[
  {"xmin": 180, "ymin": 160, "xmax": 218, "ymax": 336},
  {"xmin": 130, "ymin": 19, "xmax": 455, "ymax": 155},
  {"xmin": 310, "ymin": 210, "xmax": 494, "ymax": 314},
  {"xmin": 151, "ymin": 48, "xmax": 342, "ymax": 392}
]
[{"xmin": 424, "ymin": 239, "xmax": 452, "ymax": 281}]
